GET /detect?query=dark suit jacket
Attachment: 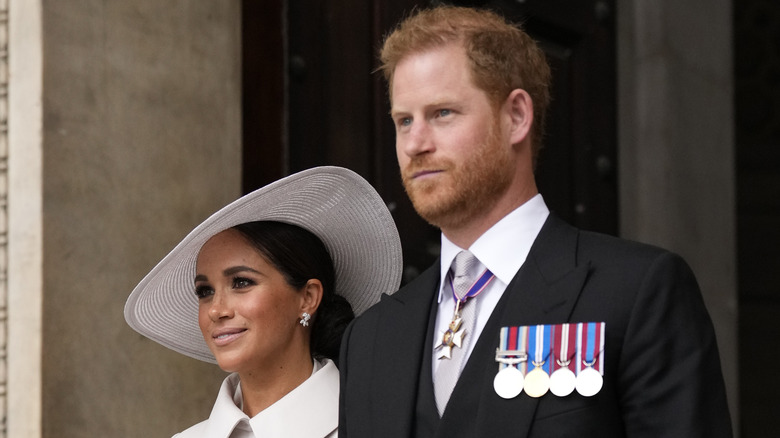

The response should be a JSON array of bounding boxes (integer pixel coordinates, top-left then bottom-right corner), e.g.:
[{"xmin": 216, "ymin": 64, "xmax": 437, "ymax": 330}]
[{"xmin": 339, "ymin": 215, "xmax": 732, "ymax": 437}]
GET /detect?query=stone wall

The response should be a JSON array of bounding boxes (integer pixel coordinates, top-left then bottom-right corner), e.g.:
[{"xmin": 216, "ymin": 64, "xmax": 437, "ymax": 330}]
[
  {"xmin": 9, "ymin": 1, "xmax": 241, "ymax": 436},
  {"xmin": 617, "ymin": 0, "xmax": 738, "ymax": 431}
]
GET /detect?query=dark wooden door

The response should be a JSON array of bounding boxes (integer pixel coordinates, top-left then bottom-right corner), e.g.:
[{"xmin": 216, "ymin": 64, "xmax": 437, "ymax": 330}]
[
  {"xmin": 734, "ymin": 0, "xmax": 780, "ymax": 434},
  {"xmin": 242, "ymin": 0, "xmax": 617, "ymax": 283}
]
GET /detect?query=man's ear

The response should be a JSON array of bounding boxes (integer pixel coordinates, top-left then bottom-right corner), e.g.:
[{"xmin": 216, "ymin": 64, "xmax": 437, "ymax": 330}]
[
  {"xmin": 505, "ymin": 88, "xmax": 534, "ymax": 145},
  {"xmin": 301, "ymin": 279, "xmax": 324, "ymax": 316}
]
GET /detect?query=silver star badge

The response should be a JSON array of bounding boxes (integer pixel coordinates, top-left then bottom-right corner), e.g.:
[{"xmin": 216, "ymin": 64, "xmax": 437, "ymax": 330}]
[{"xmin": 435, "ymin": 316, "xmax": 466, "ymax": 359}]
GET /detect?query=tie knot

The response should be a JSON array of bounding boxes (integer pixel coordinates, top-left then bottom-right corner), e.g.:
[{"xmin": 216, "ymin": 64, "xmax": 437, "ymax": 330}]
[
  {"xmin": 452, "ymin": 250, "xmax": 478, "ymax": 278},
  {"xmin": 450, "ymin": 251, "xmax": 480, "ymax": 300}
]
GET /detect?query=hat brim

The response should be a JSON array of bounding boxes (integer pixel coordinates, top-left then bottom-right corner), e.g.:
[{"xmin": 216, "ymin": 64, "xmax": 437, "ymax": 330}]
[{"xmin": 124, "ymin": 166, "xmax": 402, "ymax": 363}]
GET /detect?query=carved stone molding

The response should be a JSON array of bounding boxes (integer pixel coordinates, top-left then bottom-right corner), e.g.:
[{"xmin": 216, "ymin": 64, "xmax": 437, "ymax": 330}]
[{"xmin": 0, "ymin": 0, "xmax": 8, "ymax": 435}]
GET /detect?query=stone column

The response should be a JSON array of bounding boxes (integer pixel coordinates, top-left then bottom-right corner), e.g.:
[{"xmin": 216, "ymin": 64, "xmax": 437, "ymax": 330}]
[
  {"xmin": 8, "ymin": 0, "xmax": 42, "ymax": 436},
  {"xmin": 7, "ymin": 1, "xmax": 241, "ymax": 436},
  {"xmin": 618, "ymin": 0, "xmax": 738, "ymax": 432},
  {"xmin": 0, "ymin": 0, "xmax": 8, "ymax": 436}
]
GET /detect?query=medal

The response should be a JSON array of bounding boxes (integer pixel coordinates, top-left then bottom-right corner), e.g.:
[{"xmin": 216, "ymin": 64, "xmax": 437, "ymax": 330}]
[
  {"xmin": 575, "ymin": 364, "xmax": 603, "ymax": 397},
  {"xmin": 495, "ymin": 322, "xmax": 606, "ymax": 399},
  {"xmin": 494, "ymin": 364, "xmax": 525, "ymax": 399},
  {"xmin": 550, "ymin": 365, "xmax": 577, "ymax": 396},
  {"xmin": 435, "ymin": 313, "xmax": 466, "ymax": 359},
  {"xmin": 575, "ymin": 322, "xmax": 605, "ymax": 397},
  {"xmin": 523, "ymin": 366, "xmax": 550, "ymax": 398},
  {"xmin": 549, "ymin": 323, "xmax": 577, "ymax": 397},
  {"xmin": 494, "ymin": 326, "xmax": 528, "ymax": 399},
  {"xmin": 436, "ymin": 268, "xmax": 495, "ymax": 360},
  {"xmin": 523, "ymin": 325, "xmax": 551, "ymax": 398}
]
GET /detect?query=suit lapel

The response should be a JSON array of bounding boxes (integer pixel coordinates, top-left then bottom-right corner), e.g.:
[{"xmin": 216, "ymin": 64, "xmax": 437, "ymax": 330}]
[
  {"xmin": 370, "ymin": 263, "xmax": 440, "ymax": 436},
  {"xmin": 438, "ymin": 214, "xmax": 591, "ymax": 436}
]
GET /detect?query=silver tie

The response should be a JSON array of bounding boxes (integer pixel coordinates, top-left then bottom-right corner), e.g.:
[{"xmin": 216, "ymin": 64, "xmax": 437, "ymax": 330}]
[{"xmin": 434, "ymin": 250, "xmax": 480, "ymax": 416}]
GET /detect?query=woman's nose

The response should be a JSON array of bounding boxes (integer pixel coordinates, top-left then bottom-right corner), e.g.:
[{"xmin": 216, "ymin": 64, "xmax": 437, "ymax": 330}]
[{"xmin": 208, "ymin": 292, "xmax": 233, "ymax": 321}]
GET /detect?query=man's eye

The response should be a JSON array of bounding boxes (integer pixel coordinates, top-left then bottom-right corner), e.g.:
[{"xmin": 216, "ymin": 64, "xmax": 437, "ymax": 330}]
[
  {"xmin": 438, "ymin": 109, "xmax": 452, "ymax": 117},
  {"xmin": 398, "ymin": 117, "xmax": 412, "ymax": 127}
]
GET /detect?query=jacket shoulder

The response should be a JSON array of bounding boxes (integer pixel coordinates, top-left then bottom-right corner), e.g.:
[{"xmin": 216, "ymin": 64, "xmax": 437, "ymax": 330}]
[
  {"xmin": 355, "ymin": 261, "xmax": 439, "ymax": 321},
  {"xmin": 577, "ymin": 228, "xmax": 690, "ymax": 271}
]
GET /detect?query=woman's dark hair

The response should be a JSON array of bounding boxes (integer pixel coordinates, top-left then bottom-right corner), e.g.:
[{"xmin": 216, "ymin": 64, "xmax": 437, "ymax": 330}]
[{"xmin": 232, "ymin": 221, "xmax": 354, "ymax": 363}]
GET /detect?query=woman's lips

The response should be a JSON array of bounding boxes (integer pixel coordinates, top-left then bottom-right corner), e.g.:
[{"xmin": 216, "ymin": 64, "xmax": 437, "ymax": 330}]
[{"xmin": 211, "ymin": 328, "xmax": 247, "ymax": 347}]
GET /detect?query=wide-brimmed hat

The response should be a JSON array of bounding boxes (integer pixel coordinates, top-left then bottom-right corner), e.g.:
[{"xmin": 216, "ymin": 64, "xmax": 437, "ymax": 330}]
[{"xmin": 124, "ymin": 166, "xmax": 402, "ymax": 363}]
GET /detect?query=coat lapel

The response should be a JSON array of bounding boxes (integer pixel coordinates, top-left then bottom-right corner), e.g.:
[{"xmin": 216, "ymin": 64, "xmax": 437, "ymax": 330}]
[
  {"xmin": 438, "ymin": 214, "xmax": 591, "ymax": 437},
  {"xmin": 370, "ymin": 263, "xmax": 440, "ymax": 436}
]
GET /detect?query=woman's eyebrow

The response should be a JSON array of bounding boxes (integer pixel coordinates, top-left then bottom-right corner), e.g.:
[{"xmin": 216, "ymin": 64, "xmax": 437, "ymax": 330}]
[{"xmin": 223, "ymin": 265, "xmax": 261, "ymax": 277}]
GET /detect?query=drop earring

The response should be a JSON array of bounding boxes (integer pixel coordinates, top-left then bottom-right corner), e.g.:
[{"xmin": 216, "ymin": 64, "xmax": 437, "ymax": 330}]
[{"xmin": 299, "ymin": 312, "xmax": 311, "ymax": 327}]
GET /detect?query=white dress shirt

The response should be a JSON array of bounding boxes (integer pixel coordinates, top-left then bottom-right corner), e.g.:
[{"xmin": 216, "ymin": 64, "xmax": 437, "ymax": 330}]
[
  {"xmin": 432, "ymin": 194, "xmax": 549, "ymax": 375},
  {"xmin": 174, "ymin": 359, "xmax": 339, "ymax": 438}
]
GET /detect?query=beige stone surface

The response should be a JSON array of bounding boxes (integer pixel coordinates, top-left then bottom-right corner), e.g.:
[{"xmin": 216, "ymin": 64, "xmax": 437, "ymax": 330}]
[
  {"xmin": 8, "ymin": 0, "xmax": 43, "ymax": 436},
  {"xmin": 618, "ymin": 0, "xmax": 738, "ymax": 431},
  {"xmin": 22, "ymin": 1, "xmax": 240, "ymax": 437}
]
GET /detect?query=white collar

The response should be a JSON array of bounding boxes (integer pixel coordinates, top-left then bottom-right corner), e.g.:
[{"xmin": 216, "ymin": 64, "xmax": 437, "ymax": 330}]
[
  {"xmin": 206, "ymin": 359, "xmax": 339, "ymax": 437},
  {"xmin": 438, "ymin": 194, "xmax": 549, "ymax": 301}
]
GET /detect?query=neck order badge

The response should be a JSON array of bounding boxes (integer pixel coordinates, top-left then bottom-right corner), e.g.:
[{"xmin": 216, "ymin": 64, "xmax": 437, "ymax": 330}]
[{"xmin": 435, "ymin": 267, "xmax": 495, "ymax": 360}]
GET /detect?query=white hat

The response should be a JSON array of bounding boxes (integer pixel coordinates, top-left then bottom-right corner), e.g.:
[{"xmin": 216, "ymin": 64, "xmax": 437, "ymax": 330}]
[{"xmin": 124, "ymin": 166, "xmax": 402, "ymax": 363}]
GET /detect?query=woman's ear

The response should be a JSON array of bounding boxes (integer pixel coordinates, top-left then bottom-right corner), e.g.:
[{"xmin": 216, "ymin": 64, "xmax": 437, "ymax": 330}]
[
  {"xmin": 301, "ymin": 279, "xmax": 324, "ymax": 316},
  {"xmin": 505, "ymin": 88, "xmax": 534, "ymax": 146}
]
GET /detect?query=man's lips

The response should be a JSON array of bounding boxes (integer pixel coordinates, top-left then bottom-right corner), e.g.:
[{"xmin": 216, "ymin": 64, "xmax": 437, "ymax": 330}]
[{"xmin": 410, "ymin": 169, "xmax": 444, "ymax": 179}]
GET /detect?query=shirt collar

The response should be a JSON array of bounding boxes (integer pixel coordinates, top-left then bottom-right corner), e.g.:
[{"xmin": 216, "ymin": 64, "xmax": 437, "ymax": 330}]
[
  {"xmin": 205, "ymin": 359, "xmax": 339, "ymax": 438},
  {"xmin": 206, "ymin": 373, "xmax": 248, "ymax": 437},
  {"xmin": 438, "ymin": 194, "xmax": 549, "ymax": 301},
  {"xmin": 249, "ymin": 359, "xmax": 338, "ymax": 437}
]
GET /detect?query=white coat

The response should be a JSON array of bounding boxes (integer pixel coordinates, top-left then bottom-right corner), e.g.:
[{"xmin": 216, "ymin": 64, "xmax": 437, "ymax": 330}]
[{"xmin": 174, "ymin": 359, "xmax": 338, "ymax": 438}]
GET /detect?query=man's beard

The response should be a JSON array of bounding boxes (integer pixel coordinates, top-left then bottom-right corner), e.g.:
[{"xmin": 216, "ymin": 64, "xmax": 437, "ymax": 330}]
[{"xmin": 401, "ymin": 119, "xmax": 515, "ymax": 231}]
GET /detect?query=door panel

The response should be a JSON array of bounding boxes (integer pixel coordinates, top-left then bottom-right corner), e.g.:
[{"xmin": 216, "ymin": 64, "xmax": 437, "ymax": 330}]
[{"xmin": 242, "ymin": 0, "xmax": 617, "ymax": 282}]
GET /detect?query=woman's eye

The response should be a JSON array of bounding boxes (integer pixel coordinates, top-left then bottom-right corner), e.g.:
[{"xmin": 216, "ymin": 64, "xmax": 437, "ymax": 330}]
[
  {"xmin": 194, "ymin": 285, "xmax": 213, "ymax": 299},
  {"xmin": 233, "ymin": 277, "xmax": 255, "ymax": 289}
]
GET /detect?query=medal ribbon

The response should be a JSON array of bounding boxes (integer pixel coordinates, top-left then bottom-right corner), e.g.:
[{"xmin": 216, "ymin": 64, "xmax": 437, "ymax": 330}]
[
  {"xmin": 437, "ymin": 267, "xmax": 495, "ymax": 359},
  {"xmin": 576, "ymin": 322, "xmax": 605, "ymax": 375},
  {"xmin": 449, "ymin": 268, "xmax": 495, "ymax": 306},
  {"xmin": 551, "ymin": 323, "xmax": 577, "ymax": 372},
  {"xmin": 527, "ymin": 324, "xmax": 552, "ymax": 374},
  {"xmin": 497, "ymin": 326, "xmax": 529, "ymax": 374},
  {"xmin": 497, "ymin": 327, "xmax": 510, "ymax": 372}
]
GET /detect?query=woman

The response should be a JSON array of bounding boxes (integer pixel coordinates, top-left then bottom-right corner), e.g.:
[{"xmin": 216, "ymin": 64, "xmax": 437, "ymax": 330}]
[{"xmin": 125, "ymin": 167, "xmax": 402, "ymax": 437}]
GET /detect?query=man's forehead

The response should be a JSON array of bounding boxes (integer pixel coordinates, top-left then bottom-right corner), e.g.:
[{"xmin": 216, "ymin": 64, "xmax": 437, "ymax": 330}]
[{"xmin": 390, "ymin": 51, "xmax": 480, "ymax": 106}]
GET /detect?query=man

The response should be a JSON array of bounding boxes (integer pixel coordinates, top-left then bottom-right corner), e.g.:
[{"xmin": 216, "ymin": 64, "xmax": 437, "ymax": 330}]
[{"xmin": 339, "ymin": 6, "xmax": 732, "ymax": 437}]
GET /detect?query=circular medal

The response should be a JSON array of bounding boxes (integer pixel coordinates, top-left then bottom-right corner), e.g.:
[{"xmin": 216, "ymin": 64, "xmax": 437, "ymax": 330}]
[
  {"xmin": 549, "ymin": 367, "xmax": 576, "ymax": 397},
  {"xmin": 523, "ymin": 367, "xmax": 550, "ymax": 398},
  {"xmin": 575, "ymin": 367, "xmax": 603, "ymax": 397},
  {"xmin": 493, "ymin": 366, "xmax": 524, "ymax": 399}
]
